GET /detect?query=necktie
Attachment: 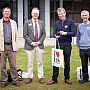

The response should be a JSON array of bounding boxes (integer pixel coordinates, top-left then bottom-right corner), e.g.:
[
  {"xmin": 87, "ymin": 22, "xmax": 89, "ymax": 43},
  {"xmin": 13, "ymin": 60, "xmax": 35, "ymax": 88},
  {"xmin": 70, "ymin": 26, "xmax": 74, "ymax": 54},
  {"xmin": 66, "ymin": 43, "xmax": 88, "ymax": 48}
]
[{"xmin": 35, "ymin": 21, "xmax": 38, "ymax": 42}]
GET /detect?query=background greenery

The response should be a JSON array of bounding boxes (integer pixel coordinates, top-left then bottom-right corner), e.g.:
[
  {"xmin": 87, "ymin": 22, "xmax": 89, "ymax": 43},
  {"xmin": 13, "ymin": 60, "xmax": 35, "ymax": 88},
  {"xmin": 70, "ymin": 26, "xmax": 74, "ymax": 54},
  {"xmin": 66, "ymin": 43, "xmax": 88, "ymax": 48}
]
[{"xmin": 0, "ymin": 45, "xmax": 90, "ymax": 90}]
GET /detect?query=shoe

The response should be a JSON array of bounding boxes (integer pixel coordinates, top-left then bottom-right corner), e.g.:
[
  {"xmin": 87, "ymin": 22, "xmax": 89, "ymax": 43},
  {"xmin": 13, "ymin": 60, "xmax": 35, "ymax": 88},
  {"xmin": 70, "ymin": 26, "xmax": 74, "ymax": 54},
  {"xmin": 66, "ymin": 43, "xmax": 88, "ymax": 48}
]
[
  {"xmin": 1, "ymin": 82, "xmax": 8, "ymax": 88},
  {"xmin": 25, "ymin": 78, "xmax": 32, "ymax": 84},
  {"xmin": 39, "ymin": 78, "xmax": 45, "ymax": 84},
  {"xmin": 13, "ymin": 81, "xmax": 20, "ymax": 86},
  {"xmin": 65, "ymin": 79, "xmax": 72, "ymax": 85},
  {"xmin": 78, "ymin": 80, "xmax": 89, "ymax": 84},
  {"xmin": 47, "ymin": 80, "xmax": 57, "ymax": 85}
]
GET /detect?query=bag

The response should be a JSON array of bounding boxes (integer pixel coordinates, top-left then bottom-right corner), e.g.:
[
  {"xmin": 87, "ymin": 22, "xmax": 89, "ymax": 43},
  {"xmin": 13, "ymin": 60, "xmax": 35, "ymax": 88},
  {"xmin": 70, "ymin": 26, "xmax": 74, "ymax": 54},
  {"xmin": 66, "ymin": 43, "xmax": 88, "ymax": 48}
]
[
  {"xmin": 77, "ymin": 66, "xmax": 90, "ymax": 81},
  {"xmin": 7, "ymin": 69, "xmax": 23, "ymax": 82},
  {"xmin": 52, "ymin": 48, "xmax": 64, "ymax": 68},
  {"xmin": 52, "ymin": 38, "xmax": 64, "ymax": 68},
  {"xmin": 7, "ymin": 69, "xmax": 12, "ymax": 82}
]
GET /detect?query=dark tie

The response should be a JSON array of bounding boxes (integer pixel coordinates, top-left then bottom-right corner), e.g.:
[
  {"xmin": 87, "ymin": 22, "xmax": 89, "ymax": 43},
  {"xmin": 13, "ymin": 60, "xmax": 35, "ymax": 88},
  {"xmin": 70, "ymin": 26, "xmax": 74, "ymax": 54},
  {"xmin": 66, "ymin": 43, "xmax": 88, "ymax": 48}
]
[{"xmin": 35, "ymin": 21, "xmax": 38, "ymax": 42}]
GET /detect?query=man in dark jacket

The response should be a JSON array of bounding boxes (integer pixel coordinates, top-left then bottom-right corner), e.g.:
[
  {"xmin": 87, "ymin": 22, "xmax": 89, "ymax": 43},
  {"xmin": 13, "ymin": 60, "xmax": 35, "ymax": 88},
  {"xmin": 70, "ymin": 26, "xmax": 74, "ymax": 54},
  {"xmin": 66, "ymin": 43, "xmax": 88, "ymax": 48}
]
[{"xmin": 47, "ymin": 7, "xmax": 75, "ymax": 85}]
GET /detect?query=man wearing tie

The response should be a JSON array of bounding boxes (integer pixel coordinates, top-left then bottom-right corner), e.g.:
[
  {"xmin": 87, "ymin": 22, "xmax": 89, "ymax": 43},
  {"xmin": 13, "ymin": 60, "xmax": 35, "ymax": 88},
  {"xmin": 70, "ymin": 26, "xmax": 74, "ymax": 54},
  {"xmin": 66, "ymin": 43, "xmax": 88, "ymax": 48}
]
[{"xmin": 23, "ymin": 7, "xmax": 46, "ymax": 84}]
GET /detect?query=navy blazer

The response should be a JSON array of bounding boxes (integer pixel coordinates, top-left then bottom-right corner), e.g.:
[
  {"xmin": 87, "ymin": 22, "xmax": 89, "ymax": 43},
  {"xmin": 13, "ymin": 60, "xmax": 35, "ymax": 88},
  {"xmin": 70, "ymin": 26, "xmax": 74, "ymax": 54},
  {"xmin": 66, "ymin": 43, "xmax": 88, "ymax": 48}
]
[{"xmin": 53, "ymin": 18, "xmax": 75, "ymax": 45}]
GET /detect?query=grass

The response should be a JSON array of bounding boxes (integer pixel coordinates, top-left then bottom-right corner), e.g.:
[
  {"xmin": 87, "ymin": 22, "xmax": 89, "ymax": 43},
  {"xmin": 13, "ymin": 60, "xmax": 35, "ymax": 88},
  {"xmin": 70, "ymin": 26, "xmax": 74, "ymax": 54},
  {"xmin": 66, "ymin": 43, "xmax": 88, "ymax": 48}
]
[{"xmin": 0, "ymin": 45, "xmax": 90, "ymax": 90}]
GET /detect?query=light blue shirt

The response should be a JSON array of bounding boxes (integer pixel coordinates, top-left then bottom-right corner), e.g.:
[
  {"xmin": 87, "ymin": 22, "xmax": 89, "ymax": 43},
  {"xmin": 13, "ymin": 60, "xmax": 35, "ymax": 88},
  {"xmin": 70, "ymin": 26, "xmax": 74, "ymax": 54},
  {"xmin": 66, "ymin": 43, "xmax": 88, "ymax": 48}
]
[{"xmin": 77, "ymin": 22, "xmax": 90, "ymax": 49}]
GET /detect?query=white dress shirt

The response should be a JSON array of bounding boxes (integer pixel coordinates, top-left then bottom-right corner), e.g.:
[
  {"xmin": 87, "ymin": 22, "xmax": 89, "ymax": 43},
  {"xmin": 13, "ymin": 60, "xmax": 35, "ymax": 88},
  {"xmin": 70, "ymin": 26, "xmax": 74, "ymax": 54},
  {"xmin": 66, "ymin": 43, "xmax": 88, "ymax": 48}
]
[{"xmin": 32, "ymin": 18, "xmax": 40, "ymax": 39}]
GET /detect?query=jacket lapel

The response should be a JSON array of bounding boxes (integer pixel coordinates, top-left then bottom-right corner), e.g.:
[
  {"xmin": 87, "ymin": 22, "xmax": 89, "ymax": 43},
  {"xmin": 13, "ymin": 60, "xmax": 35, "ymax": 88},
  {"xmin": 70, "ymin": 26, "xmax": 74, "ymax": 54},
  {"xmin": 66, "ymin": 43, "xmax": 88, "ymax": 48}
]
[{"xmin": 29, "ymin": 19, "xmax": 35, "ymax": 37}]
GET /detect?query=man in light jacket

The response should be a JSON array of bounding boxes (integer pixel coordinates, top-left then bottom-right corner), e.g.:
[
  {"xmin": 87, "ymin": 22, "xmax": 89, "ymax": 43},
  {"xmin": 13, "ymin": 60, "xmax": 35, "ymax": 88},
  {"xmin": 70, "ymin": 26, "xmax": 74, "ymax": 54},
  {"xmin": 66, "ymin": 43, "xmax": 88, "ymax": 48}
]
[{"xmin": 0, "ymin": 7, "xmax": 20, "ymax": 88}]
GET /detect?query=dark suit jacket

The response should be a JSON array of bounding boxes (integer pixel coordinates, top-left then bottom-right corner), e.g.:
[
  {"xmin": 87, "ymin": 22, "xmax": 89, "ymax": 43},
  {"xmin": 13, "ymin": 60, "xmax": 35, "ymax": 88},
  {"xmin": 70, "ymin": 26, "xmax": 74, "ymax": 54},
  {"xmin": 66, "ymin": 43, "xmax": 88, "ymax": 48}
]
[{"xmin": 23, "ymin": 19, "xmax": 46, "ymax": 50}]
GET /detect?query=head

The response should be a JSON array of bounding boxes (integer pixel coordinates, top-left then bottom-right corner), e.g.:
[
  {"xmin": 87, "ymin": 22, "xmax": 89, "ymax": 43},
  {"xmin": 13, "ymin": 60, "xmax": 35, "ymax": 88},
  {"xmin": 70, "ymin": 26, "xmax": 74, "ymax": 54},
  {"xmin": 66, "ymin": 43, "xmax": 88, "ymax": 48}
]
[
  {"xmin": 2, "ymin": 7, "xmax": 11, "ymax": 19},
  {"xmin": 81, "ymin": 10, "xmax": 89, "ymax": 23},
  {"xmin": 57, "ymin": 8, "xmax": 66, "ymax": 21},
  {"xmin": 31, "ymin": 7, "xmax": 39, "ymax": 20}
]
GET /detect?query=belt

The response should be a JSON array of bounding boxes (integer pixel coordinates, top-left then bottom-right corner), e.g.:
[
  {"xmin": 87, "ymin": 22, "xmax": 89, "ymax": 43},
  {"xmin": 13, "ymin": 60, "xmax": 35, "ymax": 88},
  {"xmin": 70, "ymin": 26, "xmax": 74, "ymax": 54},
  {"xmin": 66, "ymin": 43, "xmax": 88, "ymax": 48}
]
[{"xmin": 4, "ymin": 43, "xmax": 12, "ymax": 45}]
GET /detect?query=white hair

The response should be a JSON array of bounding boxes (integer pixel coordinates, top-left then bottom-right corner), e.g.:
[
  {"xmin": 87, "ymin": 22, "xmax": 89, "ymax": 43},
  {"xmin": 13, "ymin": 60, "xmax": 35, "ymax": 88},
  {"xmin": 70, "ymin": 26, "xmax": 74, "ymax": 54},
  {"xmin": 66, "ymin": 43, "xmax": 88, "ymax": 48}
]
[
  {"xmin": 31, "ymin": 7, "xmax": 39, "ymax": 14},
  {"xmin": 81, "ymin": 10, "xmax": 89, "ymax": 16}
]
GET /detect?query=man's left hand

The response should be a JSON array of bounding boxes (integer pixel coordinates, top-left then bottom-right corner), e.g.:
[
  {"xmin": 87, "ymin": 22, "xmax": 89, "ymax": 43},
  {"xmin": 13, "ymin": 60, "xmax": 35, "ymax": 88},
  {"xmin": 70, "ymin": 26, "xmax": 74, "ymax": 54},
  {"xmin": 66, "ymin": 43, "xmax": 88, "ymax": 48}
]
[{"xmin": 59, "ymin": 31, "xmax": 67, "ymax": 35}]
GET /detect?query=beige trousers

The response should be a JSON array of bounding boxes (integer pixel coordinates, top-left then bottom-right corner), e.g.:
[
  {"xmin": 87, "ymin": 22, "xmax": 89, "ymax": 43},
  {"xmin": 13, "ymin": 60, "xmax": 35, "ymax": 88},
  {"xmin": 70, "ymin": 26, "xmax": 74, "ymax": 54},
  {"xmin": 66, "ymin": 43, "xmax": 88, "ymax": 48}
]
[{"xmin": 25, "ymin": 46, "xmax": 44, "ymax": 79}]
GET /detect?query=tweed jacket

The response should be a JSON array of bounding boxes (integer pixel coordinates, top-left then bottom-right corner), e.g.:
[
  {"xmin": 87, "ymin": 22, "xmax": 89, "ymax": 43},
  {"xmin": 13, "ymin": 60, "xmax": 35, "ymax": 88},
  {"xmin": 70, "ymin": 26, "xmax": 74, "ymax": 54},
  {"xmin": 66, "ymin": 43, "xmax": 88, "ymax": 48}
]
[
  {"xmin": 23, "ymin": 19, "xmax": 46, "ymax": 50},
  {"xmin": 0, "ymin": 18, "xmax": 18, "ymax": 51}
]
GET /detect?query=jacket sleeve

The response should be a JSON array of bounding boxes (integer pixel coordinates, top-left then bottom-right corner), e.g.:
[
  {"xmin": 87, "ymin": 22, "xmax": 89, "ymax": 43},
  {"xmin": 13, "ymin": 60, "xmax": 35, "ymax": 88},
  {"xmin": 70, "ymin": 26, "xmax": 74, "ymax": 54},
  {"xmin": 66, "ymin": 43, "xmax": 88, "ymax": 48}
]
[
  {"xmin": 23, "ymin": 21, "xmax": 33, "ymax": 45},
  {"xmin": 53, "ymin": 22, "xmax": 58, "ymax": 38},
  {"xmin": 38, "ymin": 21, "xmax": 46, "ymax": 44},
  {"xmin": 67, "ymin": 20, "xmax": 75, "ymax": 36},
  {"xmin": 76, "ymin": 26, "xmax": 80, "ymax": 48},
  {"xmin": 15, "ymin": 21, "xmax": 19, "ymax": 51}
]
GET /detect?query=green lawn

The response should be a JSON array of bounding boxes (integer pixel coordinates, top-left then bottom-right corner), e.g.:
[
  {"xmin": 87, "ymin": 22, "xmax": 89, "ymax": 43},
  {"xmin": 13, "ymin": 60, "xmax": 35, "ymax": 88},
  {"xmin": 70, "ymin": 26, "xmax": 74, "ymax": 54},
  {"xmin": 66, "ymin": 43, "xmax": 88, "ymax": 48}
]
[{"xmin": 0, "ymin": 45, "xmax": 90, "ymax": 90}]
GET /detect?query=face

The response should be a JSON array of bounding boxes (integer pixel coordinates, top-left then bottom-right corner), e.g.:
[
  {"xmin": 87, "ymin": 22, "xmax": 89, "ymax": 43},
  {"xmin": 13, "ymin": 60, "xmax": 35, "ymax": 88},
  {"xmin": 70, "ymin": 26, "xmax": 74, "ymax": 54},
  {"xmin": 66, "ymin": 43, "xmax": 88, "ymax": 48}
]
[
  {"xmin": 3, "ymin": 8, "xmax": 11, "ymax": 19},
  {"xmin": 81, "ymin": 12, "xmax": 89, "ymax": 22},
  {"xmin": 57, "ymin": 11, "xmax": 66, "ymax": 21},
  {"xmin": 31, "ymin": 9, "xmax": 39, "ymax": 20}
]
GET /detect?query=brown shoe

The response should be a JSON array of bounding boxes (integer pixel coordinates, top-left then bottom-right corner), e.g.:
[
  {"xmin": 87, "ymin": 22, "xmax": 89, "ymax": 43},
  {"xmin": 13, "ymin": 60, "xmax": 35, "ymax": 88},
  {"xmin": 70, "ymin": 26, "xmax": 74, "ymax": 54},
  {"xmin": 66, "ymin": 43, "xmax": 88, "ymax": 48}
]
[
  {"xmin": 65, "ymin": 80, "xmax": 72, "ymax": 85},
  {"xmin": 47, "ymin": 80, "xmax": 57, "ymax": 85},
  {"xmin": 25, "ymin": 78, "xmax": 32, "ymax": 84},
  {"xmin": 13, "ymin": 81, "xmax": 20, "ymax": 86},
  {"xmin": 1, "ymin": 82, "xmax": 8, "ymax": 88},
  {"xmin": 39, "ymin": 78, "xmax": 45, "ymax": 84}
]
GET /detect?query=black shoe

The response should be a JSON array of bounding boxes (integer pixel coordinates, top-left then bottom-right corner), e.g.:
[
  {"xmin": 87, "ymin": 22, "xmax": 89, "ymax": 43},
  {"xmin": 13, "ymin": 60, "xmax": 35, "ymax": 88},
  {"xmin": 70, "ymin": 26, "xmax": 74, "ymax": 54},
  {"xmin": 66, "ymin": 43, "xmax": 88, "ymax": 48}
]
[{"xmin": 78, "ymin": 80, "xmax": 89, "ymax": 84}]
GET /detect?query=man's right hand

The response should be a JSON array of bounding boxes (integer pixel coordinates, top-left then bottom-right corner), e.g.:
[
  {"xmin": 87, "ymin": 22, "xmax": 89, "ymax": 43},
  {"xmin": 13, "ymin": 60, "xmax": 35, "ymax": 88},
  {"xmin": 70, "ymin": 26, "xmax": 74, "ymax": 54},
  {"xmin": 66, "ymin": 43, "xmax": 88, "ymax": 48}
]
[{"xmin": 32, "ymin": 42, "xmax": 38, "ymax": 47}]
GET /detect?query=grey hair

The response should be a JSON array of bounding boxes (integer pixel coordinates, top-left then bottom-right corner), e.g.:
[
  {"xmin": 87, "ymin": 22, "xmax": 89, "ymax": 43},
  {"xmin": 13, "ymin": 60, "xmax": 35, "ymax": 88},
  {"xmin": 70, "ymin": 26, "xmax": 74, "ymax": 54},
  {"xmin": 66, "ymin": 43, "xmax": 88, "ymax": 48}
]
[
  {"xmin": 31, "ymin": 7, "xmax": 39, "ymax": 14},
  {"xmin": 57, "ymin": 7, "xmax": 66, "ymax": 14},
  {"xmin": 81, "ymin": 10, "xmax": 89, "ymax": 16}
]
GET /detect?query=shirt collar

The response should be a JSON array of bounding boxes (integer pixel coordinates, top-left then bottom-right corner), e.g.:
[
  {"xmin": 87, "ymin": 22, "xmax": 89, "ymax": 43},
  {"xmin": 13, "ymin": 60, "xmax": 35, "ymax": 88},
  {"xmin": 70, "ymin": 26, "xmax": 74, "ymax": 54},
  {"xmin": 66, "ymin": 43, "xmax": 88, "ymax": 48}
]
[
  {"xmin": 59, "ymin": 18, "xmax": 67, "ymax": 23},
  {"xmin": 32, "ymin": 18, "xmax": 38, "ymax": 23},
  {"xmin": 82, "ymin": 21, "xmax": 90, "ymax": 25},
  {"xmin": 3, "ymin": 19, "xmax": 10, "ymax": 23}
]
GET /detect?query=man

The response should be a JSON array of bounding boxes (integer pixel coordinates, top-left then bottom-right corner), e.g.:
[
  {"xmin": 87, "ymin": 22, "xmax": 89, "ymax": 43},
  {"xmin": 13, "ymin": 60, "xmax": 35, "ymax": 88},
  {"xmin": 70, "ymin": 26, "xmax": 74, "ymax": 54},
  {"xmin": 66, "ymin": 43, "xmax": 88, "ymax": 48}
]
[
  {"xmin": 77, "ymin": 10, "xmax": 90, "ymax": 84},
  {"xmin": 0, "ymin": 7, "xmax": 20, "ymax": 88},
  {"xmin": 47, "ymin": 8, "xmax": 75, "ymax": 85},
  {"xmin": 23, "ymin": 7, "xmax": 46, "ymax": 84}
]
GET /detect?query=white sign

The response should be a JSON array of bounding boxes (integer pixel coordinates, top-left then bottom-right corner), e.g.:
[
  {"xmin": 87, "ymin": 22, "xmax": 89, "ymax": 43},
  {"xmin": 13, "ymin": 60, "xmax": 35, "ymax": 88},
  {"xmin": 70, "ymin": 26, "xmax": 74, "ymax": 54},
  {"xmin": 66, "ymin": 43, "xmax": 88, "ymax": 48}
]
[{"xmin": 77, "ymin": 66, "xmax": 90, "ymax": 81}]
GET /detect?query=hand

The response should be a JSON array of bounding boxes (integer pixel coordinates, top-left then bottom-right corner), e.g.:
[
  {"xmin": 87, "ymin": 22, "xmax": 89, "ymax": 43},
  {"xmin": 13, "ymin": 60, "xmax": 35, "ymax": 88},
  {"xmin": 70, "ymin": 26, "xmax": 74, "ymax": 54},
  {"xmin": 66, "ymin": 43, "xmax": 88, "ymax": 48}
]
[
  {"xmin": 16, "ymin": 49, "xmax": 18, "ymax": 53},
  {"xmin": 59, "ymin": 31, "xmax": 67, "ymax": 35},
  {"xmin": 32, "ymin": 42, "xmax": 38, "ymax": 47},
  {"xmin": 55, "ymin": 35, "xmax": 60, "ymax": 39}
]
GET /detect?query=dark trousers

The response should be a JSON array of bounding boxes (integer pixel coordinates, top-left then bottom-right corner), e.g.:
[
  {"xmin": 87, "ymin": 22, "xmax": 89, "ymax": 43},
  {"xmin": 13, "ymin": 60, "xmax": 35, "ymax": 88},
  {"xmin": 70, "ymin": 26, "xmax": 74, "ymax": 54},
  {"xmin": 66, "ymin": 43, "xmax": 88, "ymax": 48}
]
[
  {"xmin": 79, "ymin": 49, "xmax": 90, "ymax": 80},
  {"xmin": 1, "ymin": 44, "xmax": 19, "ymax": 83},
  {"xmin": 52, "ymin": 45, "xmax": 72, "ymax": 82}
]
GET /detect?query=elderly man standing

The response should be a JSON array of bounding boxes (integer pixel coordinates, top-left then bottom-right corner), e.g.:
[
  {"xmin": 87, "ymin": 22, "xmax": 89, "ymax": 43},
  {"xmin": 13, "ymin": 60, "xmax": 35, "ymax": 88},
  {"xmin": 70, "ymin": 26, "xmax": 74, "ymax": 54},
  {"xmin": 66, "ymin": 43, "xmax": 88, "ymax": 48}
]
[
  {"xmin": 0, "ymin": 7, "xmax": 20, "ymax": 88},
  {"xmin": 77, "ymin": 10, "xmax": 90, "ymax": 84},
  {"xmin": 23, "ymin": 7, "xmax": 46, "ymax": 84}
]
